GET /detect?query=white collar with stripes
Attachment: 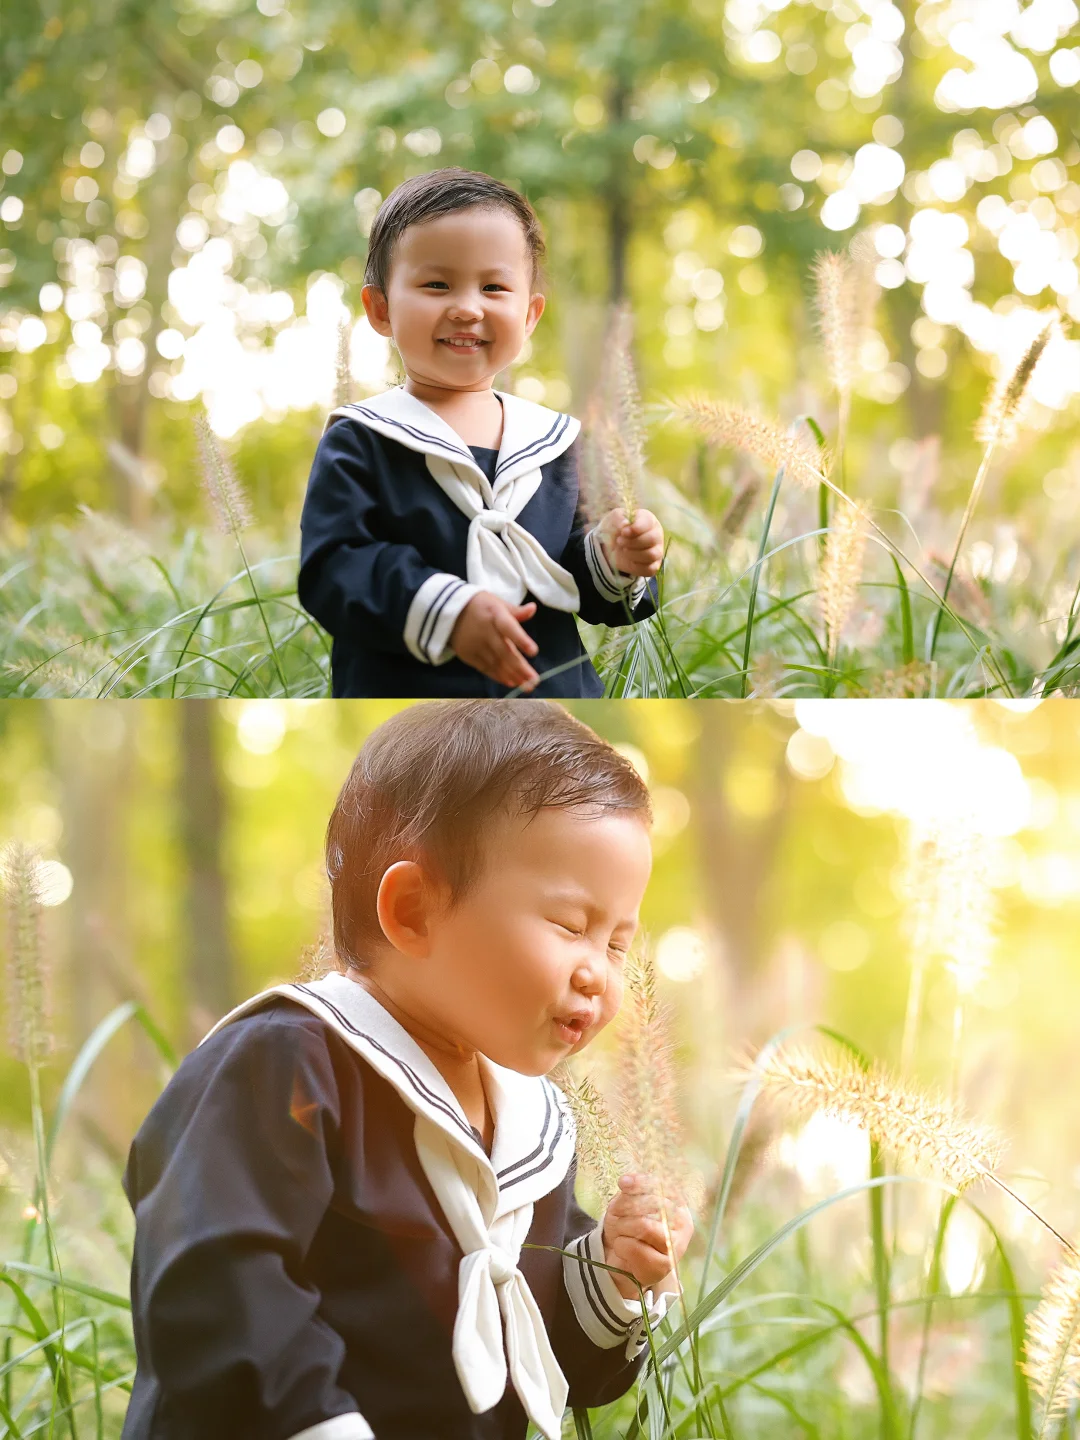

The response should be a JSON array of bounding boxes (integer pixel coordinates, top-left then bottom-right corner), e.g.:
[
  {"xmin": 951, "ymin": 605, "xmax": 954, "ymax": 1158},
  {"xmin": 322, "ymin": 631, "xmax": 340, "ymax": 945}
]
[
  {"xmin": 322, "ymin": 384, "xmax": 581, "ymax": 491},
  {"xmin": 199, "ymin": 969, "xmax": 577, "ymax": 1221}
]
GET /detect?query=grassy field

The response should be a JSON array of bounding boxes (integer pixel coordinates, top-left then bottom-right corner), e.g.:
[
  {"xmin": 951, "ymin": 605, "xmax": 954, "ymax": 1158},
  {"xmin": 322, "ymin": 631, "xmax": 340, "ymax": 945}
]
[
  {"xmin": 4, "ymin": 265, "xmax": 1078, "ymax": 701},
  {"xmin": 2, "ymin": 885, "xmax": 1075, "ymax": 1440}
]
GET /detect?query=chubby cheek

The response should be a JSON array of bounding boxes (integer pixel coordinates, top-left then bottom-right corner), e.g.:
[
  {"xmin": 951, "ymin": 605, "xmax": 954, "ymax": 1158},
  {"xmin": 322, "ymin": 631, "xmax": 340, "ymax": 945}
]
[{"xmin": 565, "ymin": 980, "xmax": 623, "ymax": 1060}]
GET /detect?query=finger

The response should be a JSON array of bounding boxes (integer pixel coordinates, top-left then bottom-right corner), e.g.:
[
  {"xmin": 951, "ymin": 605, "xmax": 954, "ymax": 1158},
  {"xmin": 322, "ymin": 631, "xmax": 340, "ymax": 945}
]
[
  {"xmin": 611, "ymin": 1192, "xmax": 667, "ymax": 1218},
  {"xmin": 509, "ymin": 601, "xmax": 537, "ymax": 618},
  {"xmin": 500, "ymin": 619, "xmax": 539, "ymax": 658},
  {"xmin": 612, "ymin": 1215, "xmax": 672, "ymax": 1250},
  {"xmin": 503, "ymin": 638, "xmax": 539, "ymax": 689},
  {"xmin": 620, "ymin": 531, "xmax": 662, "ymax": 555},
  {"xmin": 606, "ymin": 1236, "xmax": 673, "ymax": 1281},
  {"xmin": 618, "ymin": 1173, "xmax": 664, "ymax": 1197}
]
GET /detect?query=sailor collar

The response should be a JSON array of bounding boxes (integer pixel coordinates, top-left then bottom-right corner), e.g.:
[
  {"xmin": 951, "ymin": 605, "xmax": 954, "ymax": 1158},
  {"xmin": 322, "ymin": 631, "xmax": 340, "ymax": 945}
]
[
  {"xmin": 199, "ymin": 970, "xmax": 577, "ymax": 1222},
  {"xmin": 323, "ymin": 384, "xmax": 582, "ymax": 491}
]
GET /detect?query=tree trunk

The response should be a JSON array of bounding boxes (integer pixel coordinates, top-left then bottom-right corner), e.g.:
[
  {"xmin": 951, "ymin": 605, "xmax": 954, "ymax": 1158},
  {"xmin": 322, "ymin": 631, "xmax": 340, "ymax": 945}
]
[
  {"xmin": 606, "ymin": 72, "xmax": 632, "ymax": 304},
  {"xmin": 177, "ymin": 700, "xmax": 236, "ymax": 1042},
  {"xmin": 691, "ymin": 706, "xmax": 794, "ymax": 1042},
  {"xmin": 107, "ymin": 112, "xmax": 184, "ymax": 525}
]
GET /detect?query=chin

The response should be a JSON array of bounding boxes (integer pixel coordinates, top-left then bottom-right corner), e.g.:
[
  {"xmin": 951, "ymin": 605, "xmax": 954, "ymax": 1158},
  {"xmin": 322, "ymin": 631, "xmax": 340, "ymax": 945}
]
[{"xmin": 484, "ymin": 1045, "xmax": 550, "ymax": 1077}]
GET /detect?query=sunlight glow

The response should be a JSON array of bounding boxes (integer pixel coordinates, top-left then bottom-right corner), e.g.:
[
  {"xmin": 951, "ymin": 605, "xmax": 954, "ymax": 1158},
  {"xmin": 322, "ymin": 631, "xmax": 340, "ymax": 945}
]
[
  {"xmin": 793, "ymin": 702, "xmax": 1032, "ymax": 835},
  {"xmin": 779, "ymin": 1111, "xmax": 871, "ymax": 1193},
  {"xmin": 656, "ymin": 926, "xmax": 708, "ymax": 983}
]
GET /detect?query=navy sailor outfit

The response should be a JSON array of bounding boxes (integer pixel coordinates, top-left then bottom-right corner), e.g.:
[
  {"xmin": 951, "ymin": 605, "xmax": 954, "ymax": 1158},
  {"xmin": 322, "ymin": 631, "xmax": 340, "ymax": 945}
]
[
  {"xmin": 297, "ymin": 386, "xmax": 659, "ymax": 698},
  {"xmin": 119, "ymin": 972, "xmax": 676, "ymax": 1440}
]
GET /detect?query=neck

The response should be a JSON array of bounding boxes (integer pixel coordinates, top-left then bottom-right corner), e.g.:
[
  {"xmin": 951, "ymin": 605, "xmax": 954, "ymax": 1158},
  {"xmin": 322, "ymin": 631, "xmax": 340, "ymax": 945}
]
[
  {"xmin": 347, "ymin": 970, "xmax": 490, "ymax": 1124},
  {"xmin": 403, "ymin": 377, "xmax": 499, "ymax": 407}
]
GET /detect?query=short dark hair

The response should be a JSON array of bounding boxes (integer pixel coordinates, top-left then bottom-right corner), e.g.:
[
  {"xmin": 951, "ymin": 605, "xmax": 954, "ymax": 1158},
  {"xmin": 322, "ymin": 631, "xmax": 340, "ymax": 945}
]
[
  {"xmin": 325, "ymin": 700, "xmax": 651, "ymax": 968},
  {"xmin": 362, "ymin": 166, "xmax": 548, "ymax": 297}
]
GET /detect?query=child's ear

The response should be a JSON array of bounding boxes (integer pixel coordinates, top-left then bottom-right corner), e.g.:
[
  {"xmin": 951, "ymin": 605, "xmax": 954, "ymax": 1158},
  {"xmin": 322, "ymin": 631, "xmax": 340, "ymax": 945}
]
[
  {"xmin": 524, "ymin": 291, "xmax": 545, "ymax": 336},
  {"xmin": 375, "ymin": 860, "xmax": 443, "ymax": 956},
  {"xmin": 361, "ymin": 284, "xmax": 392, "ymax": 337}
]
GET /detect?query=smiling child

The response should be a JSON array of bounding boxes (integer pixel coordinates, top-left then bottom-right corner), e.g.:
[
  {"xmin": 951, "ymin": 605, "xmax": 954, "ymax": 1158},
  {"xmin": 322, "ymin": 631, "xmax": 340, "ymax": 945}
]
[
  {"xmin": 297, "ymin": 167, "xmax": 665, "ymax": 698},
  {"xmin": 119, "ymin": 700, "xmax": 692, "ymax": 1440}
]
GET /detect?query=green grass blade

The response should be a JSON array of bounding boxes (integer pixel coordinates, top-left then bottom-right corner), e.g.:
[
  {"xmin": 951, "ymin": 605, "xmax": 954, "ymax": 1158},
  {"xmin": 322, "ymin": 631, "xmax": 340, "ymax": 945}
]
[{"xmin": 740, "ymin": 463, "xmax": 785, "ymax": 699}]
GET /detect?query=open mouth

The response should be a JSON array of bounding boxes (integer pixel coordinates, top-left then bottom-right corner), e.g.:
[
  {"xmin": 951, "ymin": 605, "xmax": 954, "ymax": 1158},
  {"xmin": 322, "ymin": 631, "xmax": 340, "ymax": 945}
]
[
  {"xmin": 439, "ymin": 338, "xmax": 487, "ymax": 353},
  {"xmin": 553, "ymin": 1016, "xmax": 587, "ymax": 1045}
]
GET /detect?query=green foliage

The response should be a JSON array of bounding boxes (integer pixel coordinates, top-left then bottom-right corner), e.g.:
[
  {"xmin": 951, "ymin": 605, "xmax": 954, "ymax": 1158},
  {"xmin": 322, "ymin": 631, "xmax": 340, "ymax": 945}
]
[{"xmin": 0, "ymin": 1010, "xmax": 1050, "ymax": 1439}]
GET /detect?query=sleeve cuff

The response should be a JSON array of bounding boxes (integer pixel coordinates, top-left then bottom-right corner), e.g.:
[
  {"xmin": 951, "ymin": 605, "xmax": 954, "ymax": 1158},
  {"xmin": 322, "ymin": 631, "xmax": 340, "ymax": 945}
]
[
  {"xmin": 584, "ymin": 527, "xmax": 649, "ymax": 608},
  {"xmin": 403, "ymin": 573, "xmax": 483, "ymax": 665},
  {"xmin": 288, "ymin": 1415, "xmax": 374, "ymax": 1440},
  {"xmin": 562, "ymin": 1223, "xmax": 678, "ymax": 1361}
]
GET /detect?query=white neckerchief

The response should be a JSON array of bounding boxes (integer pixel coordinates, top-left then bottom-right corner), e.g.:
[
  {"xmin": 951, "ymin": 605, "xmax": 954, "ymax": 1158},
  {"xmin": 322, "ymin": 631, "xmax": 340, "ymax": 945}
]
[
  {"xmin": 199, "ymin": 972, "xmax": 577, "ymax": 1440},
  {"xmin": 324, "ymin": 386, "xmax": 583, "ymax": 613}
]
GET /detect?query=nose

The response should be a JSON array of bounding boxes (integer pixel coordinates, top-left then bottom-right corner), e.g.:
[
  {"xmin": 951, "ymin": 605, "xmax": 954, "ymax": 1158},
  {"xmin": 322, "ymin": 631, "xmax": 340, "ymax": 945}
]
[
  {"xmin": 572, "ymin": 952, "xmax": 607, "ymax": 998},
  {"xmin": 446, "ymin": 290, "xmax": 484, "ymax": 320}
]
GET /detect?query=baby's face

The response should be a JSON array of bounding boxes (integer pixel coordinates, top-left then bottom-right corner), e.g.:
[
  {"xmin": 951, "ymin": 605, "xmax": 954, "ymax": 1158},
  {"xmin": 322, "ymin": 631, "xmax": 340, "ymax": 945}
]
[
  {"xmin": 419, "ymin": 806, "xmax": 653, "ymax": 1076},
  {"xmin": 361, "ymin": 205, "xmax": 545, "ymax": 395}
]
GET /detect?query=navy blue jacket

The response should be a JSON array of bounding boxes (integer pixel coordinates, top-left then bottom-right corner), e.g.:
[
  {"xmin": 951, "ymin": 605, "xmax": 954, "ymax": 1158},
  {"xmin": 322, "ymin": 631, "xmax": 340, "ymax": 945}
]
[
  {"xmin": 119, "ymin": 1000, "xmax": 656, "ymax": 1440},
  {"xmin": 297, "ymin": 387, "xmax": 658, "ymax": 698}
]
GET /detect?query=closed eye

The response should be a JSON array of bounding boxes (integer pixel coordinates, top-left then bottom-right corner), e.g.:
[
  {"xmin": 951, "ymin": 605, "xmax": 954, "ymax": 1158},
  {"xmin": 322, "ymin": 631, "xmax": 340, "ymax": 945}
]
[{"xmin": 422, "ymin": 281, "xmax": 508, "ymax": 290}]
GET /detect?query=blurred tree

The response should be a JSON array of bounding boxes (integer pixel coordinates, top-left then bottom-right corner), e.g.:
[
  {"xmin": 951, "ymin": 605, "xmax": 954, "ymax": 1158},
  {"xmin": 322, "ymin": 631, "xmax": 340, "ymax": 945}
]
[
  {"xmin": 177, "ymin": 700, "xmax": 236, "ymax": 1042},
  {"xmin": 11, "ymin": 0, "xmax": 1079, "ymax": 527},
  {"xmin": 692, "ymin": 702, "xmax": 795, "ymax": 1038}
]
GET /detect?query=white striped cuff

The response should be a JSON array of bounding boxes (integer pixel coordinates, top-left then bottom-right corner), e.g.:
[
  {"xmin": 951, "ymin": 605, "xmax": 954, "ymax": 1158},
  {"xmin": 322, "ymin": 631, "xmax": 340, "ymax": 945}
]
[
  {"xmin": 562, "ymin": 1224, "xmax": 678, "ymax": 1361},
  {"xmin": 404, "ymin": 573, "xmax": 483, "ymax": 665},
  {"xmin": 288, "ymin": 1414, "xmax": 374, "ymax": 1440},
  {"xmin": 584, "ymin": 527, "xmax": 649, "ymax": 608}
]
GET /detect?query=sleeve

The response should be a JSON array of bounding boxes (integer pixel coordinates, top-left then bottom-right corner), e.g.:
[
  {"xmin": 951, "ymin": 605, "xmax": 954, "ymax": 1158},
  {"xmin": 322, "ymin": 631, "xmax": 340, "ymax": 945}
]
[
  {"xmin": 556, "ymin": 447, "xmax": 659, "ymax": 628},
  {"xmin": 547, "ymin": 1159, "xmax": 678, "ymax": 1408},
  {"xmin": 123, "ymin": 1011, "xmax": 375, "ymax": 1440},
  {"xmin": 298, "ymin": 419, "xmax": 482, "ymax": 665}
]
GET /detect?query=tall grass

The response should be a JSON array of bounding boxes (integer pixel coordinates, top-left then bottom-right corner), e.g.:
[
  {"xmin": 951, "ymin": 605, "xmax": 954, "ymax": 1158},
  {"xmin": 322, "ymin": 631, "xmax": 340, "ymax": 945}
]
[
  {"xmin": 3, "ymin": 242, "xmax": 1074, "ymax": 697},
  {"xmin": 3, "ymin": 846, "xmax": 1079, "ymax": 1439}
]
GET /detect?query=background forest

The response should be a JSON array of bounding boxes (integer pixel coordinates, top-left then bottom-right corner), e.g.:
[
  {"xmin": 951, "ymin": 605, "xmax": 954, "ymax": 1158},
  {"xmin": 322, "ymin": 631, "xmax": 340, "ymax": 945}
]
[
  {"xmin": 5, "ymin": 697, "xmax": 1080, "ymax": 1434},
  {"xmin": 3, "ymin": 0, "xmax": 1080, "ymax": 694}
]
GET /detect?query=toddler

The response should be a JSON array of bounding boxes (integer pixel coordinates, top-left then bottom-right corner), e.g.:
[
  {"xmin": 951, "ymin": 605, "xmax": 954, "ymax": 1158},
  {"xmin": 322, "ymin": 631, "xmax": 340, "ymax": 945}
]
[
  {"xmin": 119, "ymin": 700, "xmax": 693, "ymax": 1440},
  {"xmin": 298, "ymin": 167, "xmax": 665, "ymax": 699}
]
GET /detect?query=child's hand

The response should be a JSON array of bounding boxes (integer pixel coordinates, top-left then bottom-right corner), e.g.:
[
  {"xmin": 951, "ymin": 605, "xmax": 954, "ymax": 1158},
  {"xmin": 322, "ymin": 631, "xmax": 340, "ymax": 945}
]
[
  {"xmin": 600, "ymin": 508, "xmax": 664, "ymax": 579},
  {"xmin": 450, "ymin": 591, "xmax": 541, "ymax": 691},
  {"xmin": 602, "ymin": 1172, "xmax": 694, "ymax": 1301}
]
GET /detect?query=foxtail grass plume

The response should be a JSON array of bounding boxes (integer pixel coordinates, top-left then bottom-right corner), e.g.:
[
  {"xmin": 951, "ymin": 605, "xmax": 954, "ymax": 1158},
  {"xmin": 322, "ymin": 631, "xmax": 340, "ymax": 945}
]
[
  {"xmin": 1024, "ymin": 1248, "xmax": 1080, "ymax": 1431},
  {"xmin": 194, "ymin": 408, "xmax": 253, "ymax": 536},
  {"xmin": 2, "ymin": 841, "xmax": 53, "ymax": 1066},
  {"xmin": 866, "ymin": 661, "xmax": 932, "ymax": 698},
  {"xmin": 744, "ymin": 1043, "xmax": 1006, "ymax": 1192},
  {"xmin": 576, "ymin": 395, "xmax": 614, "ymax": 531},
  {"xmin": 813, "ymin": 252, "xmax": 858, "ymax": 399},
  {"xmin": 812, "ymin": 239, "xmax": 879, "ymax": 401},
  {"xmin": 901, "ymin": 818, "xmax": 998, "ymax": 996},
  {"xmin": 296, "ymin": 931, "xmax": 339, "ymax": 983},
  {"xmin": 675, "ymin": 396, "xmax": 828, "ymax": 493},
  {"xmin": 334, "ymin": 314, "xmax": 354, "ymax": 410},
  {"xmin": 818, "ymin": 499, "xmax": 868, "ymax": 662},
  {"xmin": 600, "ymin": 300, "xmax": 646, "ymax": 523},
  {"xmin": 617, "ymin": 941, "xmax": 700, "ymax": 1213},
  {"xmin": 720, "ymin": 472, "xmax": 762, "ymax": 539},
  {"xmin": 551, "ymin": 1063, "xmax": 625, "ymax": 1208},
  {"xmin": 578, "ymin": 303, "xmax": 645, "ymax": 527},
  {"xmin": 975, "ymin": 315, "xmax": 1058, "ymax": 451}
]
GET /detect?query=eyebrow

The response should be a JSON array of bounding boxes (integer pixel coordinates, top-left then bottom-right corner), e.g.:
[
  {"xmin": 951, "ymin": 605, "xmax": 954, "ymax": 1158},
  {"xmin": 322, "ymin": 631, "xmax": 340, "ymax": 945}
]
[{"xmin": 412, "ymin": 263, "xmax": 517, "ymax": 278}]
